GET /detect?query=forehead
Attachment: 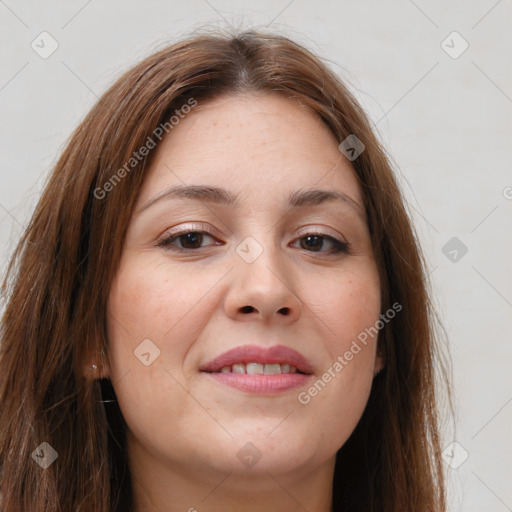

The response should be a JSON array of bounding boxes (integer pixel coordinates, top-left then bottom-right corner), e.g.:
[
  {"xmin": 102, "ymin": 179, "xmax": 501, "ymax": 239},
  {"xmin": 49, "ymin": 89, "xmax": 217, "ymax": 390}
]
[{"xmin": 137, "ymin": 92, "xmax": 364, "ymax": 210}]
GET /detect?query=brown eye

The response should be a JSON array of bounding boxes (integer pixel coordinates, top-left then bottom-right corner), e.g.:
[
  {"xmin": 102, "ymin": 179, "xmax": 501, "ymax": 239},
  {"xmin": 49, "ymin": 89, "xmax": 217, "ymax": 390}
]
[
  {"xmin": 158, "ymin": 231, "xmax": 218, "ymax": 251},
  {"xmin": 294, "ymin": 234, "xmax": 350, "ymax": 254},
  {"xmin": 178, "ymin": 232, "xmax": 203, "ymax": 249},
  {"xmin": 300, "ymin": 235, "xmax": 324, "ymax": 251}
]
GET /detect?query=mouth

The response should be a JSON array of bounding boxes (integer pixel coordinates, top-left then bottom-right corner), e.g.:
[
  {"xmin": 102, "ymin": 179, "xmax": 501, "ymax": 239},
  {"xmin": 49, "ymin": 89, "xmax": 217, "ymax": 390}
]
[
  {"xmin": 199, "ymin": 344, "xmax": 314, "ymax": 375},
  {"xmin": 209, "ymin": 362, "xmax": 306, "ymax": 375},
  {"xmin": 199, "ymin": 344, "xmax": 313, "ymax": 394}
]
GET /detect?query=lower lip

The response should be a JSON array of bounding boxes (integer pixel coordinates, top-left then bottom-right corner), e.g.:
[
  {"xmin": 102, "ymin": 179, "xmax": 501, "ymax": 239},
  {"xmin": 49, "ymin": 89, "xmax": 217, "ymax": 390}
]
[{"xmin": 202, "ymin": 372, "xmax": 312, "ymax": 394}]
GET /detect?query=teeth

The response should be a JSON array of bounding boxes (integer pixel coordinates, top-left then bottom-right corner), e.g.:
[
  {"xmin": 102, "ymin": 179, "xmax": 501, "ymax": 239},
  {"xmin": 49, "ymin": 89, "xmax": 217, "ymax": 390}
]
[
  {"xmin": 263, "ymin": 363, "xmax": 281, "ymax": 375},
  {"xmin": 246, "ymin": 363, "xmax": 264, "ymax": 375},
  {"xmin": 214, "ymin": 363, "xmax": 299, "ymax": 374},
  {"xmin": 232, "ymin": 363, "xmax": 245, "ymax": 374}
]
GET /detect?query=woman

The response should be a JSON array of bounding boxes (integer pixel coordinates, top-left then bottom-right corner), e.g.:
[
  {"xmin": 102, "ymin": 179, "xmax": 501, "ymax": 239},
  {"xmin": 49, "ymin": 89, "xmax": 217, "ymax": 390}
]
[{"xmin": 0, "ymin": 30, "xmax": 450, "ymax": 511}]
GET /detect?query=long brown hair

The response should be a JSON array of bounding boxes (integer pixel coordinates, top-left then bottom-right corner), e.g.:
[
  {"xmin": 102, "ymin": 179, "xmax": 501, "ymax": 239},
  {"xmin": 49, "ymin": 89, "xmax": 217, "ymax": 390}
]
[{"xmin": 0, "ymin": 29, "xmax": 450, "ymax": 511}]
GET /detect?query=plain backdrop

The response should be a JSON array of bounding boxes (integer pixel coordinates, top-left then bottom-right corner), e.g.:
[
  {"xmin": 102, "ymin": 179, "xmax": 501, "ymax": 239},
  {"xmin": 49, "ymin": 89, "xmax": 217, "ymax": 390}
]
[{"xmin": 1, "ymin": 1, "xmax": 511, "ymax": 510}]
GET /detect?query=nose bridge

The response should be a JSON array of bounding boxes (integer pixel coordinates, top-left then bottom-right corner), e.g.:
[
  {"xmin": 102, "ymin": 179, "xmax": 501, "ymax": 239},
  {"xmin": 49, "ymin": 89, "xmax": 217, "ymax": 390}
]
[
  {"xmin": 224, "ymin": 231, "xmax": 302, "ymax": 323},
  {"xmin": 238, "ymin": 236, "xmax": 281, "ymax": 285},
  {"xmin": 238, "ymin": 230, "xmax": 278, "ymax": 278}
]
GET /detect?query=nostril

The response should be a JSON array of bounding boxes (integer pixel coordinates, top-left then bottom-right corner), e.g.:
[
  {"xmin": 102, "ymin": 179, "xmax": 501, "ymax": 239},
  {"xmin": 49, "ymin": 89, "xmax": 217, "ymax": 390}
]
[
  {"xmin": 278, "ymin": 307, "xmax": 290, "ymax": 315},
  {"xmin": 240, "ymin": 305, "xmax": 255, "ymax": 313}
]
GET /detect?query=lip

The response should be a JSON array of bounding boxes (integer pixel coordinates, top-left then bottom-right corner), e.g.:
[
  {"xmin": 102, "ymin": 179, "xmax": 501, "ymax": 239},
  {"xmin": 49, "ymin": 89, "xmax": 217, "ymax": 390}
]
[
  {"xmin": 204, "ymin": 372, "xmax": 311, "ymax": 394},
  {"xmin": 199, "ymin": 344, "xmax": 314, "ymax": 395},
  {"xmin": 199, "ymin": 344, "xmax": 314, "ymax": 374}
]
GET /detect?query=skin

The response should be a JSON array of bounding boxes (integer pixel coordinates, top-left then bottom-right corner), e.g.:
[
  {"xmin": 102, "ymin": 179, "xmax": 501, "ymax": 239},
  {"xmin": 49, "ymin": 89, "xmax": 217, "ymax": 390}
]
[{"xmin": 103, "ymin": 92, "xmax": 383, "ymax": 512}]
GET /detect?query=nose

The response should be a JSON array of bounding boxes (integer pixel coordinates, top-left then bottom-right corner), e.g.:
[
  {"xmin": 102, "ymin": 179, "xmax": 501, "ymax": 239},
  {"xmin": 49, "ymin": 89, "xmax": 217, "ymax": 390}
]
[{"xmin": 223, "ymin": 242, "xmax": 303, "ymax": 325}]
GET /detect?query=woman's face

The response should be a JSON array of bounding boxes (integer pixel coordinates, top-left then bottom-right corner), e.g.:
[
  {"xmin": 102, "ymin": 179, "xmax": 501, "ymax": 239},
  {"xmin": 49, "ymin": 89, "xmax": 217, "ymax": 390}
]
[{"xmin": 106, "ymin": 92, "xmax": 382, "ymax": 483}]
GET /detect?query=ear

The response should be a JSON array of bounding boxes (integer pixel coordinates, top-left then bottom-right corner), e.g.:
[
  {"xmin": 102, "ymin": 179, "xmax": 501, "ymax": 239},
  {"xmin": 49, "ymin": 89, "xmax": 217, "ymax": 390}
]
[{"xmin": 373, "ymin": 354, "xmax": 385, "ymax": 377}]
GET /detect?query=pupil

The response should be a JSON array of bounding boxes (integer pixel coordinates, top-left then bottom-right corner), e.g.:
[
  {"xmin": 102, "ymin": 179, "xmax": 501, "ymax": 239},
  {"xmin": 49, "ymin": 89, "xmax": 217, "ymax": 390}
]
[
  {"xmin": 303, "ymin": 235, "xmax": 322, "ymax": 251},
  {"xmin": 181, "ymin": 232, "xmax": 202, "ymax": 248}
]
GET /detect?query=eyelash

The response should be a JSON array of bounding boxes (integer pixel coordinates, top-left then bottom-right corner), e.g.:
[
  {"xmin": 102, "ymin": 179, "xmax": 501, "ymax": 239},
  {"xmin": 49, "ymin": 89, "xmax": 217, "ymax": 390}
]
[{"xmin": 156, "ymin": 227, "xmax": 351, "ymax": 255}]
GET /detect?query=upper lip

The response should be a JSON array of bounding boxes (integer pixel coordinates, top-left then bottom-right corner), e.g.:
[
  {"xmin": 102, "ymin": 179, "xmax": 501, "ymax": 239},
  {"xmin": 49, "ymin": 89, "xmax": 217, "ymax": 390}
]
[{"xmin": 200, "ymin": 344, "xmax": 314, "ymax": 374}]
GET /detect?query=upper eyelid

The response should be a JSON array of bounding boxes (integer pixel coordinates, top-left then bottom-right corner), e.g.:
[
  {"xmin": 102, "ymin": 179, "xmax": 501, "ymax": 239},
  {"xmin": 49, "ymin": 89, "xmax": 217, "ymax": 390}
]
[
  {"xmin": 294, "ymin": 226, "xmax": 346, "ymax": 240},
  {"xmin": 161, "ymin": 225, "xmax": 345, "ymax": 241},
  {"xmin": 163, "ymin": 223, "xmax": 218, "ymax": 237}
]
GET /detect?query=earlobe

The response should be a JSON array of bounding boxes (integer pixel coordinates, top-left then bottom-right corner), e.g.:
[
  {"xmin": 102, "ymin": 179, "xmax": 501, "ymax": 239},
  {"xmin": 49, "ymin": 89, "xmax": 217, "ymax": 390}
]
[{"xmin": 83, "ymin": 357, "xmax": 111, "ymax": 380}]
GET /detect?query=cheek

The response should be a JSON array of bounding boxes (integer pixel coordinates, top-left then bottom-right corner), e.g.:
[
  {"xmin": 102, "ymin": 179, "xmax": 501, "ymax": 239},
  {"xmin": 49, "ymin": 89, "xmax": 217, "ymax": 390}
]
[
  {"xmin": 104, "ymin": 257, "xmax": 216, "ymax": 446},
  {"xmin": 105, "ymin": 255, "xmax": 228, "ymax": 380},
  {"xmin": 108, "ymin": 256, "xmax": 205, "ymax": 337},
  {"xmin": 326, "ymin": 264, "xmax": 381, "ymax": 383},
  {"xmin": 311, "ymin": 258, "xmax": 381, "ymax": 351},
  {"xmin": 298, "ymin": 259, "xmax": 380, "ymax": 446}
]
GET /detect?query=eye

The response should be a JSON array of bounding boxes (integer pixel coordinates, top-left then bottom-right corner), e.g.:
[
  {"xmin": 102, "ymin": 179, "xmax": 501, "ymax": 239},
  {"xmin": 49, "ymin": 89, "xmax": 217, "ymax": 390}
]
[
  {"xmin": 292, "ymin": 233, "xmax": 350, "ymax": 254},
  {"xmin": 156, "ymin": 227, "xmax": 350, "ymax": 255},
  {"xmin": 157, "ymin": 230, "xmax": 220, "ymax": 251}
]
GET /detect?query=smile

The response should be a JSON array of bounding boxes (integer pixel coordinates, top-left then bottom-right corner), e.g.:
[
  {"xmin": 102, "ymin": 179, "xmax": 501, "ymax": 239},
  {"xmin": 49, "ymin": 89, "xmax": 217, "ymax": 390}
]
[{"xmin": 213, "ymin": 362, "xmax": 301, "ymax": 374}]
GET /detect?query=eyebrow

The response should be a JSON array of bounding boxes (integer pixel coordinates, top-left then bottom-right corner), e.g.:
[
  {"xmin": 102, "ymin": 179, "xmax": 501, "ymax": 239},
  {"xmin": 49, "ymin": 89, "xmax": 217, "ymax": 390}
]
[{"xmin": 136, "ymin": 184, "xmax": 365, "ymax": 218}]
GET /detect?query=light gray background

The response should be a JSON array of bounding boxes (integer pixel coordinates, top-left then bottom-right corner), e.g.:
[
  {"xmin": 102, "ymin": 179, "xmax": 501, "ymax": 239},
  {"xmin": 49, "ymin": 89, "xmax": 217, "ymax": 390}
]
[{"xmin": 1, "ymin": 1, "xmax": 511, "ymax": 510}]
